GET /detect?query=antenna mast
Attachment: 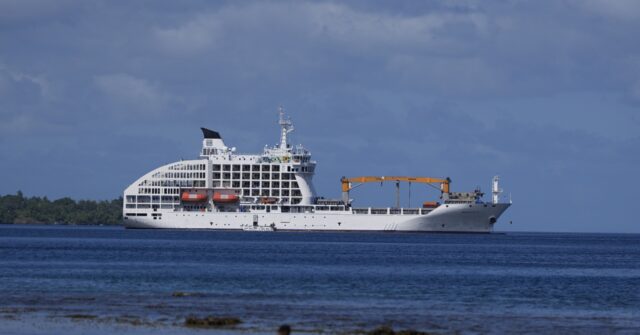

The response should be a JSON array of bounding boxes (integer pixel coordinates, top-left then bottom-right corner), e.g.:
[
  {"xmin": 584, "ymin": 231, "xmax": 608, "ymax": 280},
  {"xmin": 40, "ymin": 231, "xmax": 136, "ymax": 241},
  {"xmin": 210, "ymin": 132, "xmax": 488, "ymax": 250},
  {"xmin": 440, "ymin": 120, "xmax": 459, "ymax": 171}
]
[{"xmin": 278, "ymin": 106, "xmax": 294, "ymax": 150}]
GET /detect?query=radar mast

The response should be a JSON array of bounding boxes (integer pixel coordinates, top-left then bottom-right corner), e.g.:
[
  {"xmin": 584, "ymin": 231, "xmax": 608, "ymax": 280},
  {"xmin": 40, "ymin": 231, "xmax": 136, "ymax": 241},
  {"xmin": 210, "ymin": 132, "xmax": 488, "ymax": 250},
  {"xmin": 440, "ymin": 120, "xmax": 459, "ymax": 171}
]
[{"xmin": 278, "ymin": 106, "xmax": 294, "ymax": 150}]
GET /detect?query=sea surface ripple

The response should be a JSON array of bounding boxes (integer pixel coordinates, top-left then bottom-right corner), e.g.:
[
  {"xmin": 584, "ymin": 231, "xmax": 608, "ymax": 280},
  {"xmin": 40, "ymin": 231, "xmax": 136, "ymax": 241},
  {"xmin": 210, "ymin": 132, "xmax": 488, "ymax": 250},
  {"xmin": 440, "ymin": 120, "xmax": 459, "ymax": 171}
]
[{"xmin": 0, "ymin": 225, "xmax": 638, "ymax": 334}]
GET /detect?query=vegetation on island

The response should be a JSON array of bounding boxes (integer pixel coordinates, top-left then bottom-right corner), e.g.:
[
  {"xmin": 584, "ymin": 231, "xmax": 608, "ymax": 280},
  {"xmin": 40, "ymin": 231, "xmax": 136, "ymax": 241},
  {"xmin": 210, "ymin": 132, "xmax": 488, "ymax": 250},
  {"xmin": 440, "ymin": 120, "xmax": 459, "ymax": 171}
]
[{"xmin": 0, "ymin": 191, "xmax": 122, "ymax": 225}]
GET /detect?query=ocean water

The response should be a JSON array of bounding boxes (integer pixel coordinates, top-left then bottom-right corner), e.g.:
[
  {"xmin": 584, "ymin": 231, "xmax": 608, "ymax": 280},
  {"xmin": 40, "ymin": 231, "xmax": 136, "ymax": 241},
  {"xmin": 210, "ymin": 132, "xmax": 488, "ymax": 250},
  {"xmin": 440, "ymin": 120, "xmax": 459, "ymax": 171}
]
[{"xmin": 0, "ymin": 225, "xmax": 638, "ymax": 334}]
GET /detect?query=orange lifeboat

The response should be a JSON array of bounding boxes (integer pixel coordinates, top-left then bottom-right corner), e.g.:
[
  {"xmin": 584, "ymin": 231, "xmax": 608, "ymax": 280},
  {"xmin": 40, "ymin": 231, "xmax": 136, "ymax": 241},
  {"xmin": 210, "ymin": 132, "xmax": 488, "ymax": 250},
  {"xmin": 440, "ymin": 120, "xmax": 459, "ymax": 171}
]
[
  {"xmin": 212, "ymin": 192, "xmax": 239, "ymax": 203},
  {"xmin": 181, "ymin": 192, "xmax": 208, "ymax": 202},
  {"xmin": 422, "ymin": 201, "xmax": 440, "ymax": 208},
  {"xmin": 259, "ymin": 197, "xmax": 278, "ymax": 204}
]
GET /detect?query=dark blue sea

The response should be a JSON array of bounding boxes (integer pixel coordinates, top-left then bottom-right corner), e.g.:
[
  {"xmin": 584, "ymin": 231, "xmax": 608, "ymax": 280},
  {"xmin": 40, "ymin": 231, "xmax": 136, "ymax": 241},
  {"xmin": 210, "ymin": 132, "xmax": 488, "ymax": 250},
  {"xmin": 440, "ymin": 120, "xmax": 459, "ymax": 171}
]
[{"xmin": 0, "ymin": 225, "xmax": 638, "ymax": 334}]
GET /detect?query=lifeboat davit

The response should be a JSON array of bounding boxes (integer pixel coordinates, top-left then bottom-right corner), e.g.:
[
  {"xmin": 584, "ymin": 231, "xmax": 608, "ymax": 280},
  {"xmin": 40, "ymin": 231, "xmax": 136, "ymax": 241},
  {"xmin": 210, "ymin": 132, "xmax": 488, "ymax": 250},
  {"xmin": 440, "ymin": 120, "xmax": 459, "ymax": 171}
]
[
  {"xmin": 212, "ymin": 192, "xmax": 239, "ymax": 203},
  {"xmin": 181, "ymin": 192, "xmax": 208, "ymax": 202}
]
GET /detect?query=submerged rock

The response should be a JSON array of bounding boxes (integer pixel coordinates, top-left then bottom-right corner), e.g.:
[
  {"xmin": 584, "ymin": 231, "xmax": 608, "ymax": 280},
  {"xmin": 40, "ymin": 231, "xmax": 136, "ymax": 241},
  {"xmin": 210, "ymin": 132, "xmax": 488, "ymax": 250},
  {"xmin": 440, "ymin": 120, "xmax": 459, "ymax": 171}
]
[
  {"xmin": 184, "ymin": 316, "xmax": 242, "ymax": 328},
  {"xmin": 368, "ymin": 326, "xmax": 395, "ymax": 335},
  {"xmin": 278, "ymin": 324, "xmax": 292, "ymax": 335},
  {"xmin": 172, "ymin": 291, "xmax": 190, "ymax": 297},
  {"xmin": 396, "ymin": 330, "xmax": 432, "ymax": 335}
]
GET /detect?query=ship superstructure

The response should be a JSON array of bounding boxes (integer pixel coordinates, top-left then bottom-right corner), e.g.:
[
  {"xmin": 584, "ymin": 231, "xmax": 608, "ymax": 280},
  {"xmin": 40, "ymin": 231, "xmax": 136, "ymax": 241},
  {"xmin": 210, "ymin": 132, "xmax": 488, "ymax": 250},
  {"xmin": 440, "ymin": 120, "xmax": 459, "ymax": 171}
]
[{"xmin": 123, "ymin": 108, "xmax": 510, "ymax": 232}]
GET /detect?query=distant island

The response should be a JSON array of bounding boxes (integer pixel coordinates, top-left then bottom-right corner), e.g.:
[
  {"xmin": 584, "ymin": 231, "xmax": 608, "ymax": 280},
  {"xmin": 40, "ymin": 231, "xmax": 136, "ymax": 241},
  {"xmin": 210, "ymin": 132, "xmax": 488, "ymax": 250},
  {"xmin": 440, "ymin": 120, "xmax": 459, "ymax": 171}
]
[{"xmin": 0, "ymin": 191, "xmax": 122, "ymax": 225}]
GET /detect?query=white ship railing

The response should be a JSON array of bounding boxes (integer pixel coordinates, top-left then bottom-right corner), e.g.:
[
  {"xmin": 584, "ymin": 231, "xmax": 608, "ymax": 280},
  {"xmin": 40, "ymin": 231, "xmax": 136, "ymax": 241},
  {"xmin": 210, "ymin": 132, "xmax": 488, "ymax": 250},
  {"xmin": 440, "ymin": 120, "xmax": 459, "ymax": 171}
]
[
  {"xmin": 352, "ymin": 207, "xmax": 432, "ymax": 215},
  {"xmin": 156, "ymin": 205, "xmax": 434, "ymax": 215}
]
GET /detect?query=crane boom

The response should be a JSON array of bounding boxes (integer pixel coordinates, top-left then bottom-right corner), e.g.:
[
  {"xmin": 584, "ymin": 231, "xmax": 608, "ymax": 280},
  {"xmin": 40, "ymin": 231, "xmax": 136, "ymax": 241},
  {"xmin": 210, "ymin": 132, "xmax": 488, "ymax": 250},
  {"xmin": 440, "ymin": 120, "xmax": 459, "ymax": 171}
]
[{"xmin": 340, "ymin": 176, "xmax": 451, "ymax": 206}]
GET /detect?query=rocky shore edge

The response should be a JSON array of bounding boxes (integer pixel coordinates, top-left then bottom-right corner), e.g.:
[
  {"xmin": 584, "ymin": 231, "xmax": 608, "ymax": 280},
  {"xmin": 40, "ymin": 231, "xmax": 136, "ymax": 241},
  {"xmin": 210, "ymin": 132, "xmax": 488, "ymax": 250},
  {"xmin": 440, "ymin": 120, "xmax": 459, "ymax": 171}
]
[{"xmin": 1, "ymin": 309, "xmax": 438, "ymax": 335}]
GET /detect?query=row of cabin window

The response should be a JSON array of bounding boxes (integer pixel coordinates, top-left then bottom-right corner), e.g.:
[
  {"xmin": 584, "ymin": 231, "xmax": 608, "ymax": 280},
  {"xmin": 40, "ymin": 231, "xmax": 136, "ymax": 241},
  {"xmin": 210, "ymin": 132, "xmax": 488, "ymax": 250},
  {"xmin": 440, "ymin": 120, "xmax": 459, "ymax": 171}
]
[
  {"xmin": 139, "ymin": 188, "xmax": 161, "ymax": 195},
  {"xmin": 292, "ymin": 156, "xmax": 311, "ymax": 163},
  {"xmin": 212, "ymin": 164, "xmax": 312, "ymax": 173},
  {"xmin": 125, "ymin": 204, "xmax": 174, "ymax": 209},
  {"xmin": 211, "ymin": 180, "xmax": 300, "ymax": 190},
  {"xmin": 212, "ymin": 180, "xmax": 299, "ymax": 188},
  {"xmin": 145, "ymin": 179, "xmax": 300, "ymax": 190},
  {"xmin": 127, "ymin": 192, "xmax": 303, "ymax": 203},
  {"xmin": 168, "ymin": 163, "xmax": 206, "ymax": 171},
  {"xmin": 138, "ymin": 181, "xmax": 204, "ymax": 194},
  {"xmin": 248, "ymin": 205, "xmax": 318, "ymax": 211},
  {"xmin": 149, "ymin": 180, "xmax": 206, "ymax": 187},
  {"xmin": 212, "ymin": 172, "xmax": 295, "ymax": 180},
  {"xmin": 140, "ymin": 180, "xmax": 300, "ymax": 196},
  {"xmin": 142, "ymin": 180, "xmax": 206, "ymax": 189},
  {"xmin": 140, "ymin": 179, "xmax": 204, "ymax": 187},
  {"xmin": 124, "ymin": 201, "xmax": 320, "ymax": 209},
  {"xmin": 212, "ymin": 164, "xmax": 281, "ymax": 172},
  {"xmin": 235, "ymin": 189, "xmax": 302, "ymax": 197},
  {"xmin": 124, "ymin": 197, "xmax": 303, "ymax": 207},
  {"xmin": 158, "ymin": 172, "xmax": 206, "ymax": 179},
  {"xmin": 126, "ymin": 195, "xmax": 180, "ymax": 203}
]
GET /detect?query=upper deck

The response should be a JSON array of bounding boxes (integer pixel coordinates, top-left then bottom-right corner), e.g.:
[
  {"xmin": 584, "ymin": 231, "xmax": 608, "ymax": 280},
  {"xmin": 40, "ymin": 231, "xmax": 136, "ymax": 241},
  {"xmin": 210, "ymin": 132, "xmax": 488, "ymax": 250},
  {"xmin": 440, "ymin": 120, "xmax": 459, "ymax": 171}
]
[{"xmin": 123, "ymin": 108, "xmax": 319, "ymax": 212}]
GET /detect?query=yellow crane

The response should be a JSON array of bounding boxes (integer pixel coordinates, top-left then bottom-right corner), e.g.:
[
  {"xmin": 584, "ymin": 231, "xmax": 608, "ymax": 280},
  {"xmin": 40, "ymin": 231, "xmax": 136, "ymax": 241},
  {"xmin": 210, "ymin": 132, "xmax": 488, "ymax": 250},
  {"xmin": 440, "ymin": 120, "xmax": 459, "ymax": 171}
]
[{"xmin": 340, "ymin": 176, "xmax": 451, "ymax": 208}]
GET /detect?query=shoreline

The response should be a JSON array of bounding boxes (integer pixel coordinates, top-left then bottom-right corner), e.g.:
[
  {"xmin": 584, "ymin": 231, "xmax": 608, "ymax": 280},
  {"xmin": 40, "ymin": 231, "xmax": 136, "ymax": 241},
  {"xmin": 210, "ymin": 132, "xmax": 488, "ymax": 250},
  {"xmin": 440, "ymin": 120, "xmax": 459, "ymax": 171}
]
[{"xmin": 2, "ymin": 304, "xmax": 639, "ymax": 335}]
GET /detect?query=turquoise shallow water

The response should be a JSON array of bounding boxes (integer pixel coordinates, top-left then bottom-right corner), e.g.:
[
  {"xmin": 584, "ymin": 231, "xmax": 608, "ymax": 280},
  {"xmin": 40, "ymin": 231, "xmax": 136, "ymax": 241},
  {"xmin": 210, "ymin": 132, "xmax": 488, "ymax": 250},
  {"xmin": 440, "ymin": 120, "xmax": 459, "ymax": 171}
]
[{"xmin": 0, "ymin": 224, "xmax": 639, "ymax": 334}]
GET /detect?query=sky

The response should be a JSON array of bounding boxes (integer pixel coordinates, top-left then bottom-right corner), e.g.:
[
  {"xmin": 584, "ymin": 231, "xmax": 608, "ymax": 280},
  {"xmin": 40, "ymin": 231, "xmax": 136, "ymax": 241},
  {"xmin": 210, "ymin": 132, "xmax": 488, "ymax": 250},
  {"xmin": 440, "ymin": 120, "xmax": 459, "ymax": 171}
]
[{"xmin": 1, "ymin": 0, "xmax": 639, "ymax": 233}]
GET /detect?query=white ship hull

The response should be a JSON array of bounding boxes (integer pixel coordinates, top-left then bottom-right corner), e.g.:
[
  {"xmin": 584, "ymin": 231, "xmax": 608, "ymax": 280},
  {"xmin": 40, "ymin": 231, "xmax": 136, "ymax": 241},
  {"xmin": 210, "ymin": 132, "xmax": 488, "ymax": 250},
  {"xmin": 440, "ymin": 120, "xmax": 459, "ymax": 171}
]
[{"xmin": 124, "ymin": 203, "xmax": 510, "ymax": 233}]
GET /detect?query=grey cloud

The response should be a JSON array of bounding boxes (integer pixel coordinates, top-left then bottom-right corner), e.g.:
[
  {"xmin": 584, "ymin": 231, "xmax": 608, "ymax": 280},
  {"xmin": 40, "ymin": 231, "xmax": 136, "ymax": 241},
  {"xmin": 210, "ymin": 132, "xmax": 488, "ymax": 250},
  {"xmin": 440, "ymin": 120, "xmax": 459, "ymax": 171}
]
[
  {"xmin": 94, "ymin": 73, "xmax": 172, "ymax": 114},
  {"xmin": 0, "ymin": 0, "xmax": 81, "ymax": 24},
  {"xmin": 574, "ymin": 0, "xmax": 640, "ymax": 21},
  {"xmin": 0, "ymin": 65, "xmax": 59, "ymax": 136},
  {"xmin": 0, "ymin": 65, "xmax": 51, "ymax": 101},
  {"xmin": 153, "ymin": 15, "xmax": 221, "ymax": 56},
  {"xmin": 144, "ymin": 1, "xmax": 640, "ymax": 102}
]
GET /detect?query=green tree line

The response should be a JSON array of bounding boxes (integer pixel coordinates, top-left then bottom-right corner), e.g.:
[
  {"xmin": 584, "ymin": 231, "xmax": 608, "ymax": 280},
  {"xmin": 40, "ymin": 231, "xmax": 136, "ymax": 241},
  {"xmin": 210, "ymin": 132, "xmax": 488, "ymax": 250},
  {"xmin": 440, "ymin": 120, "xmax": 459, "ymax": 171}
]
[{"xmin": 0, "ymin": 191, "xmax": 122, "ymax": 225}]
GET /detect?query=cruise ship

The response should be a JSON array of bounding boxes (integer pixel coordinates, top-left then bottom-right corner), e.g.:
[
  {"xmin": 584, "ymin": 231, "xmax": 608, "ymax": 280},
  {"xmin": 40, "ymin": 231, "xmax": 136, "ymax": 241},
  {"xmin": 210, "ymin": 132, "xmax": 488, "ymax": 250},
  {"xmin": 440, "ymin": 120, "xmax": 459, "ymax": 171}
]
[{"xmin": 123, "ymin": 108, "xmax": 511, "ymax": 232}]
